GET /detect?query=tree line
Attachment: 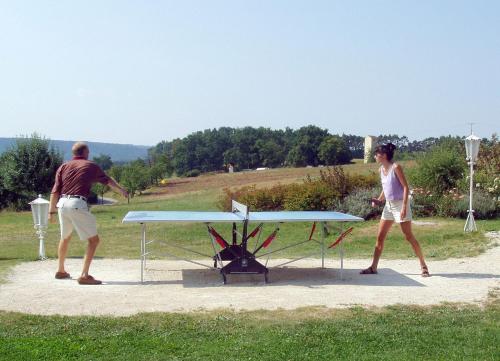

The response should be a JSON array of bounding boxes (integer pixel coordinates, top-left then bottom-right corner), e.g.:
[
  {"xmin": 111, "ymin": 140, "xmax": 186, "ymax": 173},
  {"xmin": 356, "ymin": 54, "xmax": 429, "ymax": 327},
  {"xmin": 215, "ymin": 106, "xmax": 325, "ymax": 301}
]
[
  {"xmin": 150, "ymin": 125, "xmax": 481, "ymax": 176},
  {"xmin": 1, "ymin": 130, "xmax": 495, "ymax": 210},
  {"xmin": 151, "ymin": 125, "xmax": 356, "ymax": 176}
]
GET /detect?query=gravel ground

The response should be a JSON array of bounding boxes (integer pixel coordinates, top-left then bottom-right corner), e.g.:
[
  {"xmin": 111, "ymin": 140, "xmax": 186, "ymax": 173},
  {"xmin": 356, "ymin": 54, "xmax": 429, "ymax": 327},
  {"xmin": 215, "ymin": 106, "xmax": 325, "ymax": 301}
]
[{"xmin": 0, "ymin": 232, "xmax": 498, "ymax": 316}]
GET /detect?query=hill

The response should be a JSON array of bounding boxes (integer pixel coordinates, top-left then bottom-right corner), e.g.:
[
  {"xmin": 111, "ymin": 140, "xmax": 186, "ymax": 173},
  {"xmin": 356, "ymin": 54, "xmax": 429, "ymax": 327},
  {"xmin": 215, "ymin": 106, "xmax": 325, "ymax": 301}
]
[{"xmin": 0, "ymin": 138, "xmax": 150, "ymax": 162}]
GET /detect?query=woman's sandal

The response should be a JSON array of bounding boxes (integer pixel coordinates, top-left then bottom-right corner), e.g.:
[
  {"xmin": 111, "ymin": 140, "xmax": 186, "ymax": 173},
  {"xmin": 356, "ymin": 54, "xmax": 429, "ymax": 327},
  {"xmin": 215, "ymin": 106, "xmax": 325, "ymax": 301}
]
[
  {"xmin": 421, "ymin": 265, "xmax": 430, "ymax": 277},
  {"xmin": 360, "ymin": 266, "xmax": 377, "ymax": 275}
]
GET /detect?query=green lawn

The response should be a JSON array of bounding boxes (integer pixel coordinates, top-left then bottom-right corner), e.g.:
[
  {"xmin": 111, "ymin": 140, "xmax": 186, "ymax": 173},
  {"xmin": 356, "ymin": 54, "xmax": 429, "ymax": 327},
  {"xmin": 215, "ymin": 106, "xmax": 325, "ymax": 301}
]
[
  {"xmin": 1, "ymin": 189, "xmax": 498, "ymax": 283},
  {"xmin": 0, "ymin": 300, "xmax": 498, "ymax": 361}
]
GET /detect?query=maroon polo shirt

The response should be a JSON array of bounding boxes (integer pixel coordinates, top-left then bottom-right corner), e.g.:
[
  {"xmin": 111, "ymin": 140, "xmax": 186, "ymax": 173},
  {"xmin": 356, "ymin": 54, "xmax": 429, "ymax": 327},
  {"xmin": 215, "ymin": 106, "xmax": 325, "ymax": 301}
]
[{"xmin": 51, "ymin": 156, "xmax": 110, "ymax": 199}]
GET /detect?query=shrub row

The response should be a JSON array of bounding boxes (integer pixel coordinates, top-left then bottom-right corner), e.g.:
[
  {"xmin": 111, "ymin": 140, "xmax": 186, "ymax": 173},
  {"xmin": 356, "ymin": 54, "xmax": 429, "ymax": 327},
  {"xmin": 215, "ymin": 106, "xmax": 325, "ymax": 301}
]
[
  {"xmin": 412, "ymin": 190, "xmax": 498, "ymax": 219},
  {"xmin": 218, "ymin": 167, "xmax": 381, "ymax": 219}
]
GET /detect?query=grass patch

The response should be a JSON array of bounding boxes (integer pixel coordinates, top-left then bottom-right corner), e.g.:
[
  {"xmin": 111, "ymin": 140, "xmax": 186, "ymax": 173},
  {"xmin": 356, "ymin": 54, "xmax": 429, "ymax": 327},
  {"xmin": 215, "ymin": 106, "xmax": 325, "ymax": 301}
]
[{"xmin": 0, "ymin": 300, "xmax": 498, "ymax": 361}]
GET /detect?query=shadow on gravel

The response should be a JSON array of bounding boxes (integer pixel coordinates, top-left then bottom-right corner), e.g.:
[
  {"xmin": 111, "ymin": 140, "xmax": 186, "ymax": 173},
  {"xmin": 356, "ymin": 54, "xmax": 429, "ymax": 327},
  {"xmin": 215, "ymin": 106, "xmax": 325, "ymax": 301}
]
[
  {"xmin": 170, "ymin": 267, "xmax": 425, "ymax": 288},
  {"xmin": 427, "ymin": 273, "xmax": 500, "ymax": 280}
]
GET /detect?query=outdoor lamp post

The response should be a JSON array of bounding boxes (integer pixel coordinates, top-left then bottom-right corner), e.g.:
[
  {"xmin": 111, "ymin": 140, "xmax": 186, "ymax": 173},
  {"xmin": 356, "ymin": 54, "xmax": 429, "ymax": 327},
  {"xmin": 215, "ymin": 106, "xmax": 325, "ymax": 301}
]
[
  {"xmin": 464, "ymin": 134, "xmax": 481, "ymax": 232},
  {"xmin": 29, "ymin": 194, "xmax": 50, "ymax": 260}
]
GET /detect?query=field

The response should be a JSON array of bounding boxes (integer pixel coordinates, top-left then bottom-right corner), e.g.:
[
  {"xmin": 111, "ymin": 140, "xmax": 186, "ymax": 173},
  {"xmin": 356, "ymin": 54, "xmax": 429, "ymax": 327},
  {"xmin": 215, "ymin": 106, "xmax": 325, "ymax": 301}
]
[{"xmin": 0, "ymin": 163, "xmax": 499, "ymax": 360}]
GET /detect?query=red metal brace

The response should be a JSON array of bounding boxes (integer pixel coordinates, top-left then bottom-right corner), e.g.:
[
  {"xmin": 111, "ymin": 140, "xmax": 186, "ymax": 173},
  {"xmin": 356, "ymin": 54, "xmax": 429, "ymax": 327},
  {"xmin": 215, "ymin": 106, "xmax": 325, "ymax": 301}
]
[
  {"xmin": 252, "ymin": 228, "xmax": 279, "ymax": 255},
  {"xmin": 308, "ymin": 222, "xmax": 317, "ymax": 241},
  {"xmin": 328, "ymin": 227, "xmax": 353, "ymax": 249},
  {"xmin": 208, "ymin": 226, "xmax": 230, "ymax": 249}
]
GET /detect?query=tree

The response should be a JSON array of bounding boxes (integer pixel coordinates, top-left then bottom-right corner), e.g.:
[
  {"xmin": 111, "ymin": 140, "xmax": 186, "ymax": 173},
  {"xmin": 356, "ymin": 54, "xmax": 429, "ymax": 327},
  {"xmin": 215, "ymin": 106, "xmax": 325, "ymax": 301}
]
[
  {"xmin": 223, "ymin": 147, "xmax": 244, "ymax": 169},
  {"xmin": 120, "ymin": 161, "xmax": 150, "ymax": 202},
  {"xmin": 286, "ymin": 125, "xmax": 329, "ymax": 166},
  {"xmin": 149, "ymin": 154, "xmax": 174, "ymax": 185},
  {"xmin": 108, "ymin": 165, "xmax": 124, "ymax": 183},
  {"xmin": 341, "ymin": 134, "xmax": 365, "ymax": 159},
  {"xmin": 256, "ymin": 139, "xmax": 286, "ymax": 168},
  {"xmin": 318, "ymin": 136, "xmax": 353, "ymax": 165},
  {"xmin": 92, "ymin": 153, "xmax": 113, "ymax": 170},
  {"xmin": 91, "ymin": 183, "xmax": 110, "ymax": 204},
  {"xmin": 0, "ymin": 134, "xmax": 63, "ymax": 210}
]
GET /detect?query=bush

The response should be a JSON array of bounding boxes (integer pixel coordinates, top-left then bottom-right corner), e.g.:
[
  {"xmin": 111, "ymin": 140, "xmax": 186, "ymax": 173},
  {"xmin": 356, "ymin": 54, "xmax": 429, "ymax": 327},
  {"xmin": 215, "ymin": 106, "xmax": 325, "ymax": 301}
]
[
  {"xmin": 283, "ymin": 181, "xmax": 338, "ymax": 211},
  {"xmin": 318, "ymin": 166, "xmax": 378, "ymax": 198},
  {"xmin": 337, "ymin": 188, "xmax": 382, "ymax": 219},
  {"xmin": 218, "ymin": 166, "xmax": 380, "ymax": 212},
  {"xmin": 408, "ymin": 141, "xmax": 467, "ymax": 194},
  {"xmin": 407, "ymin": 190, "xmax": 438, "ymax": 217},
  {"xmin": 218, "ymin": 185, "xmax": 288, "ymax": 211},
  {"xmin": 450, "ymin": 191, "xmax": 498, "ymax": 219},
  {"xmin": 185, "ymin": 169, "xmax": 201, "ymax": 178},
  {"xmin": 476, "ymin": 135, "xmax": 500, "ymax": 199}
]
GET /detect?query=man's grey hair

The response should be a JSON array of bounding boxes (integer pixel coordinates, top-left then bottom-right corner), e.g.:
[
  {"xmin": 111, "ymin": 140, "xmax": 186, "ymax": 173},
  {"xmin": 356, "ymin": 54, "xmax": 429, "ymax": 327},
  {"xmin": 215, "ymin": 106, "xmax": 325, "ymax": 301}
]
[{"xmin": 72, "ymin": 142, "xmax": 89, "ymax": 156}]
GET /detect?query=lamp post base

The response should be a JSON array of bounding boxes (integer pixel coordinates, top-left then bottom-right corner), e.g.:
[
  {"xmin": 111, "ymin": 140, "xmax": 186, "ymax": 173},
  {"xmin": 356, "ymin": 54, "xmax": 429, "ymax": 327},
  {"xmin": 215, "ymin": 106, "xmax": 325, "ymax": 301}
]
[
  {"xmin": 36, "ymin": 227, "xmax": 48, "ymax": 260},
  {"xmin": 464, "ymin": 211, "xmax": 477, "ymax": 232}
]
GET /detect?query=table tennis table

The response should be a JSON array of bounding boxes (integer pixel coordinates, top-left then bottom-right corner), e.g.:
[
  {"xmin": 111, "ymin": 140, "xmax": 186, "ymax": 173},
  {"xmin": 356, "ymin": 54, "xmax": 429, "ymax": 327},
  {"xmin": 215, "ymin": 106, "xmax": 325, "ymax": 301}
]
[{"xmin": 122, "ymin": 200, "xmax": 363, "ymax": 284}]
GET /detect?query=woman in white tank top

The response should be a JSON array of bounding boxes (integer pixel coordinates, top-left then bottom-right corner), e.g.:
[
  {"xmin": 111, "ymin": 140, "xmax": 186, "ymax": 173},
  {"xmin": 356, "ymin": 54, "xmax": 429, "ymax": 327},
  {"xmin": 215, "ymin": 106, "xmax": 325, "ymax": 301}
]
[{"xmin": 360, "ymin": 143, "xmax": 430, "ymax": 277}]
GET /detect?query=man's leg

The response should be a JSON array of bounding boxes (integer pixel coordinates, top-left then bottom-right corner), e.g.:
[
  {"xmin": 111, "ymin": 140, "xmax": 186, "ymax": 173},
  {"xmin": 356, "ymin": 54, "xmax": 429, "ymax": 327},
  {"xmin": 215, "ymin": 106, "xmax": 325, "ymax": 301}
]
[
  {"xmin": 81, "ymin": 235, "xmax": 100, "ymax": 277},
  {"xmin": 57, "ymin": 235, "xmax": 72, "ymax": 273}
]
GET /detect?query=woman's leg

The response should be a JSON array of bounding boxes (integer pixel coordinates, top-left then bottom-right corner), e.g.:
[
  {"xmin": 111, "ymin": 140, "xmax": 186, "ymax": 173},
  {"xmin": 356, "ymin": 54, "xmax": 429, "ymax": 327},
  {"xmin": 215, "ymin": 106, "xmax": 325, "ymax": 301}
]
[
  {"xmin": 361, "ymin": 219, "xmax": 394, "ymax": 273},
  {"xmin": 399, "ymin": 221, "xmax": 429, "ymax": 273}
]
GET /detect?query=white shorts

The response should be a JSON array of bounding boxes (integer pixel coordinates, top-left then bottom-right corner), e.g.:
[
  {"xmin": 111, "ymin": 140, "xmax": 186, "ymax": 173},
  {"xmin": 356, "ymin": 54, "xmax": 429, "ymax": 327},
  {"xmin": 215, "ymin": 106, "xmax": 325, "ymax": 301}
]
[
  {"xmin": 381, "ymin": 200, "xmax": 412, "ymax": 223},
  {"xmin": 57, "ymin": 197, "xmax": 98, "ymax": 240}
]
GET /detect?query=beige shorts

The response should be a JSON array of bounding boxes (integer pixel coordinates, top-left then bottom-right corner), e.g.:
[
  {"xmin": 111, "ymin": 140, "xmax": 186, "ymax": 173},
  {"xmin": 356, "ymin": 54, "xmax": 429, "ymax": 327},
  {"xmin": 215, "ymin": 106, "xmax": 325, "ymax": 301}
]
[
  {"xmin": 57, "ymin": 197, "xmax": 98, "ymax": 240},
  {"xmin": 381, "ymin": 200, "xmax": 412, "ymax": 223}
]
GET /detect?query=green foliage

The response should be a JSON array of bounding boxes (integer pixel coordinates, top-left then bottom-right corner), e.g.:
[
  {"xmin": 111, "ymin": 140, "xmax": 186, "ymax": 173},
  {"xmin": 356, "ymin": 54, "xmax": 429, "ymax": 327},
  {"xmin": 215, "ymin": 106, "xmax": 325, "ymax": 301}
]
[
  {"xmin": 319, "ymin": 166, "xmax": 379, "ymax": 198},
  {"xmin": 91, "ymin": 183, "xmax": 110, "ymax": 204},
  {"xmin": 411, "ymin": 192, "xmax": 439, "ymax": 217},
  {"xmin": 283, "ymin": 181, "xmax": 337, "ymax": 211},
  {"xmin": 408, "ymin": 140, "xmax": 467, "ymax": 194},
  {"xmin": 318, "ymin": 136, "xmax": 353, "ymax": 165},
  {"xmin": 475, "ymin": 134, "xmax": 500, "ymax": 199},
  {"xmin": 412, "ymin": 190, "xmax": 498, "ymax": 219},
  {"xmin": 108, "ymin": 165, "xmax": 123, "ymax": 182},
  {"xmin": 286, "ymin": 125, "xmax": 329, "ymax": 167},
  {"xmin": 120, "ymin": 160, "xmax": 150, "ymax": 199},
  {"xmin": 407, "ymin": 137, "xmax": 499, "ymax": 218},
  {"xmin": 443, "ymin": 191, "xmax": 498, "ymax": 219},
  {"xmin": 150, "ymin": 126, "xmax": 491, "ymax": 177},
  {"xmin": 153, "ymin": 126, "xmax": 360, "ymax": 176},
  {"xmin": 337, "ymin": 188, "xmax": 382, "ymax": 220},
  {"xmin": 219, "ymin": 167, "xmax": 379, "ymax": 212},
  {"xmin": 148, "ymin": 153, "xmax": 174, "ymax": 185},
  {"xmin": 0, "ymin": 134, "xmax": 62, "ymax": 210},
  {"xmin": 218, "ymin": 185, "xmax": 289, "ymax": 211}
]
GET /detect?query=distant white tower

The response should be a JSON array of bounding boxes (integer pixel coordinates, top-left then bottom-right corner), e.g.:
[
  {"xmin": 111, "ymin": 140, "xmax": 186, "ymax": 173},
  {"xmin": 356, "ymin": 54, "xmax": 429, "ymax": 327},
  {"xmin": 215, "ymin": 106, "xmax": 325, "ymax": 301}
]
[{"xmin": 364, "ymin": 136, "xmax": 377, "ymax": 163}]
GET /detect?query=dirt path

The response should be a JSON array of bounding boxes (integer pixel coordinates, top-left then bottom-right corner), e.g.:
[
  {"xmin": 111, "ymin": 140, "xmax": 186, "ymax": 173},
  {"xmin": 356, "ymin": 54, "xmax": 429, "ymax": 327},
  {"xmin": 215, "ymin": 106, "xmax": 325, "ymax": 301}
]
[{"xmin": 0, "ymin": 232, "xmax": 498, "ymax": 316}]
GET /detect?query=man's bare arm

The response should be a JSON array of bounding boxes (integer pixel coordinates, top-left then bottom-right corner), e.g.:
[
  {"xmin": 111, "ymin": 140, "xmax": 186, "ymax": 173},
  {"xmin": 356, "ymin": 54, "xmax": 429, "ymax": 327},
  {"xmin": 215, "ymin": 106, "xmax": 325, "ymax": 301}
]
[
  {"xmin": 48, "ymin": 192, "xmax": 59, "ymax": 223},
  {"xmin": 107, "ymin": 178, "xmax": 129, "ymax": 198}
]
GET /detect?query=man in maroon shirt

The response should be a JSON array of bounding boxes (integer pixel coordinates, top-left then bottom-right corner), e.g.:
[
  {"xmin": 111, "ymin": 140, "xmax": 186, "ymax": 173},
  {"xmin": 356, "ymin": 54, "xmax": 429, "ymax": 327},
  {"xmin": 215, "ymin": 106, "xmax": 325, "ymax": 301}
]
[{"xmin": 49, "ymin": 142, "xmax": 128, "ymax": 285}]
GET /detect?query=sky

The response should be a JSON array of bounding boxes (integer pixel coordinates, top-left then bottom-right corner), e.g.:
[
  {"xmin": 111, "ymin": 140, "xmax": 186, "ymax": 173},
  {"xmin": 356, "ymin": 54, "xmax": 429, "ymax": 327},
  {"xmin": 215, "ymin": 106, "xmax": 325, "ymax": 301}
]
[{"xmin": 0, "ymin": 1, "xmax": 498, "ymax": 145}]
